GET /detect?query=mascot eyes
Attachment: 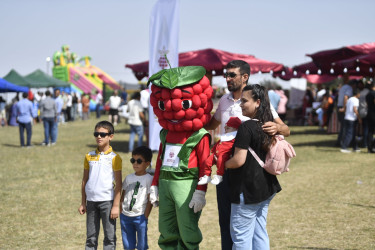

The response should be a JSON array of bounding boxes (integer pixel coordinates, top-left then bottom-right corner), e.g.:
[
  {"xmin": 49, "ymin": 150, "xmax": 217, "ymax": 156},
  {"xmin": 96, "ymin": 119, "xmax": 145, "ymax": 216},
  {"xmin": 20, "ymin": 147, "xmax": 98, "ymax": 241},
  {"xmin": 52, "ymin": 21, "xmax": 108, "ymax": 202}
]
[
  {"xmin": 158, "ymin": 101, "xmax": 165, "ymax": 111},
  {"xmin": 182, "ymin": 100, "xmax": 192, "ymax": 110}
]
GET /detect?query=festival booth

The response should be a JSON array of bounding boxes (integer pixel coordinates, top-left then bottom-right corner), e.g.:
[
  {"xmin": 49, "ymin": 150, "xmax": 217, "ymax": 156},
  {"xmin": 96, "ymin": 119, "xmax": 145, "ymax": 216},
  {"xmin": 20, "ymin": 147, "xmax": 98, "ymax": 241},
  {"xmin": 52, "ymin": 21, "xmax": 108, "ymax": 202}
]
[
  {"xmin": 277, "ymin": 42, "xmax": 375, "ymax": 129},
  {"xmin": 25, "ymin": 69, "xmax": 71, "ymax": 89}
]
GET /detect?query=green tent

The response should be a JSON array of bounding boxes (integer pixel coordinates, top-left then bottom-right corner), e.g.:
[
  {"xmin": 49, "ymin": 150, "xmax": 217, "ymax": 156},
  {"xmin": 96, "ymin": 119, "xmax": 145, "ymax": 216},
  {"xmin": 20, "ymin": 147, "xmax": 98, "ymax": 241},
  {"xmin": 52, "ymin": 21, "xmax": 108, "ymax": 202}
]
[
  {"xmin": 3, "ymin": 69, "xmax": 33, "ymax": 87},
  {"xmin": 25, "ymin": 69, "xmax": 70, "ymax": 88}
]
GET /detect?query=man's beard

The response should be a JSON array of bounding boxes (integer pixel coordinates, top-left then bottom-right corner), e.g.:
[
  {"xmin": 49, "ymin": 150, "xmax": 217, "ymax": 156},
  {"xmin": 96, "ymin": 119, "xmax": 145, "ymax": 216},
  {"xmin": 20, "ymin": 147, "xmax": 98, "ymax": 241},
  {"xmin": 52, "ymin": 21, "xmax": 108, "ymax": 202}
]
[{"xmin": 227, "ymin": 82, "xmax": 242, "ymax": 92}]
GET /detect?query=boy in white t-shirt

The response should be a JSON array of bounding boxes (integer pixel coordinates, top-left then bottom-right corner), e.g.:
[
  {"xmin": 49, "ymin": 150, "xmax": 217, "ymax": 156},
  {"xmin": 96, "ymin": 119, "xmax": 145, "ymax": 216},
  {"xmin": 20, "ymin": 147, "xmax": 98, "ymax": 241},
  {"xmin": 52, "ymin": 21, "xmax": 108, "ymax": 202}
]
[
  {"xmin": 78, "ymin": 121, "xmax": 123, "ymax": 249},
  {"xmin": 341, "ymin": 89, "xmax": 362, "ymax": 153},
  {"xmin": 120, "ymin": 146, "xmax": 153, "ymax": 250}
]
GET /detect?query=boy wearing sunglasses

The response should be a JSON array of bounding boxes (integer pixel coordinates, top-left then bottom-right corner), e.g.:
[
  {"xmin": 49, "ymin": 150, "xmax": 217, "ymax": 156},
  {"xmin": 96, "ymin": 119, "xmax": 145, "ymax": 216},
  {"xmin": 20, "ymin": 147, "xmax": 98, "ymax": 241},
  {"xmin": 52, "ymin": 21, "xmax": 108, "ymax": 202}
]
[
  {"xmin": 78, "ymin": 121, "xmax": 123, "ymax": 249},
  {"xmin": 119, "ymin": 146, "xmax": 153, "ymax": 250}
]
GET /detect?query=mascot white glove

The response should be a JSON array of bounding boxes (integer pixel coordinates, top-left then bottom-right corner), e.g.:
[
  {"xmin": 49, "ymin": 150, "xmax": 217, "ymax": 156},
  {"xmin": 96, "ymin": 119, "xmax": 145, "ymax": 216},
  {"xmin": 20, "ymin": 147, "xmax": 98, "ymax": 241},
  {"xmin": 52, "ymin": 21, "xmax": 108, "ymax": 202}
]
[
  {"xmin": 188, "ymin": 190, "xmax": 206, "ymax": 213},
  {"xmin": 149, "ymin": 185, "xmax": 159, "ymax": 207}
]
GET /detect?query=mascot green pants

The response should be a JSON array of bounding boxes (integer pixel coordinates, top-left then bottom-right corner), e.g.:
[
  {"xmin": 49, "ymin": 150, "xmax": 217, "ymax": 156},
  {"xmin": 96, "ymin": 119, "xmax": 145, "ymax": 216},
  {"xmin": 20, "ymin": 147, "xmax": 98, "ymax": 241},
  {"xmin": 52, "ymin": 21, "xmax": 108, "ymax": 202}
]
[{"xmin": 158, "ymin": 177, "xmax": 202, "ymax": 249}]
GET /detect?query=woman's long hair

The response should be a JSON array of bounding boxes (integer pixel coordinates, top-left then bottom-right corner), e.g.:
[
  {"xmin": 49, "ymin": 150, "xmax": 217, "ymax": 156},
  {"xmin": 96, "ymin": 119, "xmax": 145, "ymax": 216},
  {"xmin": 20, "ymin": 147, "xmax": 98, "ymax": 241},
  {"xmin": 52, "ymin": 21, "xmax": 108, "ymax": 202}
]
[{"xmin": 242, "ymin": 84, "xmax": 274, "ymax": 151}]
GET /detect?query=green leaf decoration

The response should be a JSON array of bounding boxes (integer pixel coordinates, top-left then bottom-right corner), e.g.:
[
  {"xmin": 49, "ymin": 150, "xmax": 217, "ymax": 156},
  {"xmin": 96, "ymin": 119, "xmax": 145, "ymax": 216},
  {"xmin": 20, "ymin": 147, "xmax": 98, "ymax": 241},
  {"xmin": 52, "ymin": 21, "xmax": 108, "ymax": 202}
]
[
  {"xmin": 148, "ymin": 66, "xmax": 206, "ymax": 89},
  {"xmin": 148, "ymin": 69, "xmax": 166, "ymax": 85}
]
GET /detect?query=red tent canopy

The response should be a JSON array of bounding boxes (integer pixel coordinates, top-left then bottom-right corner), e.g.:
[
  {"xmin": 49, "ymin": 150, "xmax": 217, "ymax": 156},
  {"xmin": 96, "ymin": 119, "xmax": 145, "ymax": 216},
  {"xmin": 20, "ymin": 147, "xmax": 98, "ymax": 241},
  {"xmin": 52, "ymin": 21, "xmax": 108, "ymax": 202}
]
[
  {"xmin": 294, "ymin": 61, "xmax": 320, "ymax": 75},
  {"xmin": 273, "ymin": 62, "xmax": 360, "ymax": 84},
  {"xmin": 307, "ymin": 42, "xmax": 375, "ymax": 69},
  {"xmin": 331, "ymin": 52, "xmax": 375, "ymax": 76},
  {"xmin": 303, "ymin": 74, "xmax": 338, "ymax": 84},
  {"xmin": 125, "ymin": 48, "xmax": 285, "ymax": 81},
  {"xmin": 273, "ymin": 64, "xmax": 337, "ymax": 84}
]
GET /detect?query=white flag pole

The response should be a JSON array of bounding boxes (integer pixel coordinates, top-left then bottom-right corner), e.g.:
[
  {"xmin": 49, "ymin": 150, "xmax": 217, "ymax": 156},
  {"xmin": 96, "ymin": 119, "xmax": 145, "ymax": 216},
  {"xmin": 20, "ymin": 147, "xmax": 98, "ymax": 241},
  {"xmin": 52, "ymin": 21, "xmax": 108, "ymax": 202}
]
[{"xmin": 148, "ymin": 0, "xmax": 180, "ymax": 151}]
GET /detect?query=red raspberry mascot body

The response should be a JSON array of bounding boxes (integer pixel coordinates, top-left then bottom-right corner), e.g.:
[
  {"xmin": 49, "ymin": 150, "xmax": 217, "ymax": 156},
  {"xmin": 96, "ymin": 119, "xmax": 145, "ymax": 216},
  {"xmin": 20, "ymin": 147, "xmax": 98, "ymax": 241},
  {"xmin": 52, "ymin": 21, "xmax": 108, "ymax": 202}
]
[{"xmin": 148, "ymin": 66, "xmax": 213, "ymax": 249}]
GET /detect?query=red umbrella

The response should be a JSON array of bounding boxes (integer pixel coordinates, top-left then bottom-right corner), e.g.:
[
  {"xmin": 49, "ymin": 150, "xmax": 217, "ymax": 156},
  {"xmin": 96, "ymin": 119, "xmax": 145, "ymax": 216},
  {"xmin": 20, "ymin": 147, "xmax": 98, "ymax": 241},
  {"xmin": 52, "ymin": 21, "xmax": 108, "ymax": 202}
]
[
  {"xmin": 307, "ymin": 42, "xmax": 375, "ymax": 69},
  {"xmin": 125, "ymin": 48, "xmax": 285, "ymax": 80}
]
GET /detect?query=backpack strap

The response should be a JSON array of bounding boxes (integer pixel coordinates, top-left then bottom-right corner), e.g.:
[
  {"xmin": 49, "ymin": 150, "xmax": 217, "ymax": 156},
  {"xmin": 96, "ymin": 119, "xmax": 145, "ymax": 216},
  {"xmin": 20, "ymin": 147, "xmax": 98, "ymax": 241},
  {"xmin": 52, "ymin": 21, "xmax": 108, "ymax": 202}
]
[{"xmin": 248, "ymin": 147, "xmax": 265, "ymax": 168}]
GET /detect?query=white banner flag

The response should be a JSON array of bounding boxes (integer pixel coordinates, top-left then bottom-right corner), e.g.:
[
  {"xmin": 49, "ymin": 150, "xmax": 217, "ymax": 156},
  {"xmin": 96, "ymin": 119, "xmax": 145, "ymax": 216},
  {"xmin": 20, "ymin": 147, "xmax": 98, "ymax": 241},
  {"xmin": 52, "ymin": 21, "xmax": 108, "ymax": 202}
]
[{"xmin": 148, "ymin": 0, "xmax": 180, "ymax": 151}]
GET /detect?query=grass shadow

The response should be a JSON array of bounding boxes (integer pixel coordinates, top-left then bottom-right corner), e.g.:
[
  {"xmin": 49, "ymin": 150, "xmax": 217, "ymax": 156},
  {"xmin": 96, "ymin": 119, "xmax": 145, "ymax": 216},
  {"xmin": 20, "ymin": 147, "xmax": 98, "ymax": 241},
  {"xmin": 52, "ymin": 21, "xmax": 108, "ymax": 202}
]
[
  {"xmin": 287, "ymin": 247, "xmax": 356, "ymax": 250},
  {"xmin": 343, "ymin": 202, "xmax": 375, "ymax": 209},
  {"xmin": 293, "ymin": 139, "xmax": 337, "ymax": 148},
  {"xmin": 326, "ymin": 200, "xmax": 375, "ymax": 209},
  {"xmin": 291, "ymin": 128, "xmax": 337, "ymax": 136},
  {"xmin": 3, "ymin": 143, "xmax": 21, "ymax": 148}
]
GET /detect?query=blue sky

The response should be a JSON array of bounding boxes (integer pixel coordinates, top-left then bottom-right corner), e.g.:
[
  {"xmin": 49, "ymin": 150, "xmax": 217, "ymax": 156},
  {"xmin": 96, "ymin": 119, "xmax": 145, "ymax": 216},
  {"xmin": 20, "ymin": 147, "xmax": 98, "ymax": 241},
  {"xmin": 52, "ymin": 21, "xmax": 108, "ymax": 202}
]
[{"xmin": 1, "ymin": 0, "xmax": 374, "ymax": 85}]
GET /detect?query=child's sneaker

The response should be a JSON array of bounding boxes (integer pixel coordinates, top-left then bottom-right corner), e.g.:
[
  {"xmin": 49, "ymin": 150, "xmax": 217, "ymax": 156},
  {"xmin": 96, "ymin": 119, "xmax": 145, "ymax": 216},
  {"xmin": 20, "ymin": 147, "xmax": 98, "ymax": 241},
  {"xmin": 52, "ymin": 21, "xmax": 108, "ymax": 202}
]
[
  {"xmin": 210, "ymin": 175, "xmax": 223, "ymax": 185},
  {"xmin": 197, "ymin": 175, "xmax": 211, "ymax": 185}
]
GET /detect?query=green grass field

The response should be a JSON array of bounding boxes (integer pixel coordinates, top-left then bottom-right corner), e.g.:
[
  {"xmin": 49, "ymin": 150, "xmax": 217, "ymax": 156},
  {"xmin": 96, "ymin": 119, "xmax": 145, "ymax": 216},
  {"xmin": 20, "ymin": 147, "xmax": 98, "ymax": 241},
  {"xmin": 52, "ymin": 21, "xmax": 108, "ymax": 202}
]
[{"xmin": 0, "ymin": 117, "xmax": 374, "ymax": 249}]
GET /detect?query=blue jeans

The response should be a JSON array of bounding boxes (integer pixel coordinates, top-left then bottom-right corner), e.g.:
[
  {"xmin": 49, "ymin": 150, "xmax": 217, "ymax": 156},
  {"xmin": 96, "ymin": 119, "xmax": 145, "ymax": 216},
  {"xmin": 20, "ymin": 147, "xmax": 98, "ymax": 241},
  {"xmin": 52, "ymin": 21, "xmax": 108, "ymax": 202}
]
[
  {"xmin": 368, "ymin": 119, "xmax": 375, "ymax": 152},
  {"xmin": 96, "ymin": 104, "xmax": 101, "ymax": 118},
  {"xmin": 120, "ymin": 213, "xmax": 148, "ymax": 250},
  {"xmin": 341, "ymin": 119, "xmax": 358, "ymax": 150},
  {"xmin": 71, "ymin": 103, "xmax": 78, "ymax": 121},
  {"xmin": 230, "ymin": 193, "xmax": 275, "ymax": 250},
  {"xmin": 129, "ymin": 124, "xmax": 144, "ymax": 152},
  {"xmin": 337, "ymin": 110, "xmax": 345, "ymax": 145},
  {"xmin": 18, "ymin": 122, "xmax": 32, "ymax": 146},
  {"xmin": 43, "ymin": 117, "xmax": 57, "ymax": 143},
  {"xmin": 361, "ymin": 117, "xmax": 368, "ymax": 147},
  {"xmin": 216, "ymin": 170, "xmax": 233, "ymax": 249},
  {"xmin": 86, "ymin": 201, "xmax": 116, "ymax": 250}
]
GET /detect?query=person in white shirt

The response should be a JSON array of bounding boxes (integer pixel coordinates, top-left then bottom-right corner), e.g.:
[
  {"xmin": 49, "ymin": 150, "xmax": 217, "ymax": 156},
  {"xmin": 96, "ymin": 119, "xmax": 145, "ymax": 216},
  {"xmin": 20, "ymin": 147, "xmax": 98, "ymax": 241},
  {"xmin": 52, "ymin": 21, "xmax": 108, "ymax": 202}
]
[
  {"xmin": 340, "ymin": 89, "xmax": 361, "ymax": 153},
  {"xmin": 107, "ymin": 90, "xmax": 121, "ymax": 125},
  {"xmin": 127, "ymin": 92, "xmax": 145, "ymax": 152},
  {"xmin": 95, "ymin": 90, "xmax": 103, "ymax": 119},
  {"xmin": 140, "ymin": 85, "xmax": 150, "ymax": 146},
  {"xmin": 140, "ymin": 85, "xmax": 150, "ymax": 111},
  {"xmin": 78, "ymin": 121, "xmax": 122, "ymax": 249}
]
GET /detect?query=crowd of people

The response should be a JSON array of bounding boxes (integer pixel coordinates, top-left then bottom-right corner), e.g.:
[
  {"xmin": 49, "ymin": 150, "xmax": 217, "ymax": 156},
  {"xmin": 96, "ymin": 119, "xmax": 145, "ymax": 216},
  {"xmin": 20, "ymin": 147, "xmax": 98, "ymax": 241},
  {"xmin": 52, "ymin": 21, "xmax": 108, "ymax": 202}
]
[
  {"xmin": 300, "ymin": 77, "xmax": 375, "ymax": 153},
  {"xmin": 0, "ymin": 89, "xmax": 100, "ymax": 147},
  {"xmin": 0, "ymin": 86, "xmax": 151, "ymax": 152}
]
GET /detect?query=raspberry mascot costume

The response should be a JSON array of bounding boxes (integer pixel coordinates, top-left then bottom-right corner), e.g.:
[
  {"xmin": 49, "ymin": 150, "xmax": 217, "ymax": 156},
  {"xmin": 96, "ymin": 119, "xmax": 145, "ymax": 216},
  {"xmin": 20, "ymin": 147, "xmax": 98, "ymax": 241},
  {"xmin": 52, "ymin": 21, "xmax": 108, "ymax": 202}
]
[{"xmin": 148, "ymin": 66, "xmax": 213, "ymax": 249}]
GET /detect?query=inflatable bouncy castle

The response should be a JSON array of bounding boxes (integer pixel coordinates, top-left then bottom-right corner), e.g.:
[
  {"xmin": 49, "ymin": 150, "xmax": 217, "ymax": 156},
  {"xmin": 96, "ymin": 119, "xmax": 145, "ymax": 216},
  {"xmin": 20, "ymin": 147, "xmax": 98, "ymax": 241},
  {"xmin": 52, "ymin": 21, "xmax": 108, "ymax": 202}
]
[{"xmin": 52, "ymin": 45, "xmax": 121, "ymax": 95}]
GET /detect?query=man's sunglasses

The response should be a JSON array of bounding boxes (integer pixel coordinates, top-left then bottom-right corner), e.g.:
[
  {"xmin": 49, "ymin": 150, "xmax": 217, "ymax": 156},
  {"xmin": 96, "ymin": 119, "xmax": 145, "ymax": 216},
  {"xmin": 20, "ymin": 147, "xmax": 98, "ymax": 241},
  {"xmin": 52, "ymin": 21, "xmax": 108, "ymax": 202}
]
[
  {"xmin": 223, "ymin": 72, "xmax": 240, "ymax": 78},
  {"xmin": 93, "ymin": 132, "xmax": 112, "ymax": 138},
  {"xmin": 130, "ymin": 158, "xmax": 145, "ymax": 164}
]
